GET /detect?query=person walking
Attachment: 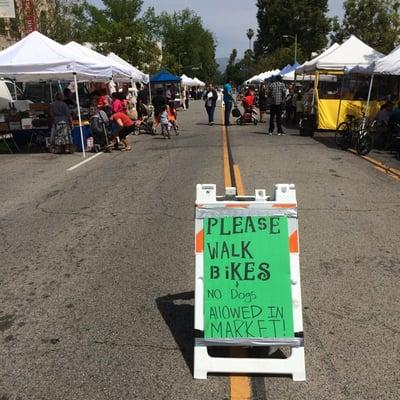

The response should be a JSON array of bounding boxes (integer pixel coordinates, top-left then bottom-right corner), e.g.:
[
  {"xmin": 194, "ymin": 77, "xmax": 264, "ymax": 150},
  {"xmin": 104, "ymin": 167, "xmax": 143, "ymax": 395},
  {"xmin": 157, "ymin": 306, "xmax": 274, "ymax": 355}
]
[
  {"xmin": 258, "ymin": 84, "xmax": 268, "ymax": 123},
  {"xmin": 160, "ymin": 105, "xmax": 171, "ymax": 139},
  {"xmin": 167, "ymin": 103, "xmax": 179, "ymax": 134},
  {"xmin": 223, "ymin": 80, "xmax": 234, "ymax": 126},
  {"xmin": 152, "ymin": 88, "xmax": 167, "ymax": 131},
  {"xmin": 203, "ymin": 84, "xmax": 218, "ymax": 125},
  {"xmin": 268, "ymin": 75, "xmax": 287, "ymax": 135}
]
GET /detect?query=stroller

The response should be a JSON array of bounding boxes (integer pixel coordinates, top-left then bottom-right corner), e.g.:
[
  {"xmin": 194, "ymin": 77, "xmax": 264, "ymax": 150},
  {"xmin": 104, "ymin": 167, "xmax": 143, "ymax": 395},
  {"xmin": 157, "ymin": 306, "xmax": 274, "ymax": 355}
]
[
  {"xmin": 90, "ymin": 110, "xmax": 112, "ymax": 152},
  {"xmin": 134, "ymin": 104, "xmax": 156, "ymax": 135},
  {"xmin": 234, "ymin": 96, "xmax": 258, "ymax": 126}
]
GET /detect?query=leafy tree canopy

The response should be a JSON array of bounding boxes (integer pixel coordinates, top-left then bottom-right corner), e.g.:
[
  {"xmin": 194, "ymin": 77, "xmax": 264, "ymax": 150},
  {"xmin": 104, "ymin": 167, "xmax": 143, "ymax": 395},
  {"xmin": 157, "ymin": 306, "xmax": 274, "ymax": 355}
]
[
  {"xmin": 224, "ymin": 49, "xmax": 258, "ymax": 86},
  {"xmin": 145, "ymin": 8, "xmax": 218, "ymax": 82},
  {"xmin": 330, "ymin": 0, "xmax": 400, "ymax": 54},
  {"xmin": 254, "ymin": 0, "xmax": 331, "ymax": 59}
]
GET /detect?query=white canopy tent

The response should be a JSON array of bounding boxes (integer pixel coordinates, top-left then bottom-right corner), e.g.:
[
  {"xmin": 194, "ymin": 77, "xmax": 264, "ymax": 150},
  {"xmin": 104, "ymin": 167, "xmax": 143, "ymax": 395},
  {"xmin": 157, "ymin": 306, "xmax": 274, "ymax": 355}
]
[
  {"xmin": 346, "ymin": 44, "xmax": 400, "ymax": 123},
  {"xmin": 65, "ymin": 41, "xmax": 131, "ymax": 82},
  {"xmin": 192, "ymin": 77, "xmax": 205, "ymax": 87},
  {"xmin": 295, "ymin": 43, "xmax": 340, "ymax": 74},
  {"xmin": 297, "ymin": 36, "xmax": 382, "ymax": 73},
  {"xmin": 107, "ymin": 52, "xmax": 148, "ymax": 83},
  {"xmin": 372, "ymin": 44, "xmax": 400, "ymax": 75},
  {"xmin": 282, "ymin": 69, "xmax": 337, "ymax": 82},
  {"xmin": 245, "ymin": 69, "xmax": 280, "ymax": 84},
  {"xmin": 0, "ymin": 31, "xmax": 114, "ymax": 157},
  {"xmin": 0, "ymin": 31, "xmax": 112, "ymax": 81},
  {"xmin": 180, "ymin": 74, "xmax": 196, "ymax": 86},
  {"xmin": 244, "ymin": 73, "xmax": 261, "ymax": 84}
]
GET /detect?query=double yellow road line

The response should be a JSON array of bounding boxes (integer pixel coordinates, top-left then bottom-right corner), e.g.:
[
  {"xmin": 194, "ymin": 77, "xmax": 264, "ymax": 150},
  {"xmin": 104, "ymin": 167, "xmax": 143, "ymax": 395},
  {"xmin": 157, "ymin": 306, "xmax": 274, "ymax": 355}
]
[
  {"xmin": 348, "ymin": 149, "xmax": 400, "ymax": 181},
  {"xmin": 220, "ymin": 109, "xmax": 252, "ymax": 400}
]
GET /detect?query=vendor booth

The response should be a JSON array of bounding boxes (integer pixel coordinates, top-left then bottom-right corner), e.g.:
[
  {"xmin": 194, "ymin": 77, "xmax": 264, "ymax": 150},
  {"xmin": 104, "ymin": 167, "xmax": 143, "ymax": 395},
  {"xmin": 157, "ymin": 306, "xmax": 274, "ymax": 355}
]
[
  {"xmin": 295, "ymin": 36, "xmax": 383, "ymax": 130},
  {"xmin": 348, "ymin": 44, "xmax": 400, "ymax": 118},
  {"xmin": 150, "ymin": 70, "xmax": 182, "ymax": 106},
  {"xmin": 150, "ymin": 70, "xmax": 181, "ymax": 84},
  {"xmin": 0, "ymin": 31, "xmax": 114, "ymax": 156}
]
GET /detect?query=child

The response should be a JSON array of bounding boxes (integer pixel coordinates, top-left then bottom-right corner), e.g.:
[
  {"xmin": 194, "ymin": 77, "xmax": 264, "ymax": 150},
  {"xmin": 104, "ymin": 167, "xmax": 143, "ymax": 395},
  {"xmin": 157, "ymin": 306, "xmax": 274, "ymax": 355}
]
[
  {"xmin": 160, "ymin": 105, "xmax": 171, "ymax": 139},
  {"xmin": 167, "ymin": 104, "xmax": 179, "ymax": 135}
]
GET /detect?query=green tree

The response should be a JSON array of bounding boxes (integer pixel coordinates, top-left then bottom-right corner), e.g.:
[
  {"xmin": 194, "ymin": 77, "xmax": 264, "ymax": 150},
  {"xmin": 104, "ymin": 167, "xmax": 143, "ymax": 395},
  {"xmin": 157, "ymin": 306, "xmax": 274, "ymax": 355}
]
[
  {"xmin": 155, "ymin": 9, "xmax": 218, "ymax": 82},
  {"xmin": 254, "ymin": 0, "xmax": 331, "ymax": 59},
  {"xmin": 224, "ymin": 49, "xmax": 240, "ymax": 83},
  {"xmin": 81, "ymin": 0, "xmax": 161, "ymax": 72},
  {"xmin": 330, "ymin": 0, "xmax": 400, "ymax": 54},
  {"xmin": 224, "ymin": 49, "xmax": 259, "ymax": 85},
  {"xmin": 38, "ymin": 0, "xmax": 87, "ymax": 44},
  {"xmin": 256, "ymin": 46, "xmax": 305, "ymax": 72}
]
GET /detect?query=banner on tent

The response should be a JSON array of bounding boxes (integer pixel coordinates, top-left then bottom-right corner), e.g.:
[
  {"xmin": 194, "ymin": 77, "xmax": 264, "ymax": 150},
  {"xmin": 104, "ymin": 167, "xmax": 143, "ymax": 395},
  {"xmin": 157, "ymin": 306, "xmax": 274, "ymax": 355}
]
[{"xmin": 0, "ymin": 0, "xmax": 15, "ymax": 18}]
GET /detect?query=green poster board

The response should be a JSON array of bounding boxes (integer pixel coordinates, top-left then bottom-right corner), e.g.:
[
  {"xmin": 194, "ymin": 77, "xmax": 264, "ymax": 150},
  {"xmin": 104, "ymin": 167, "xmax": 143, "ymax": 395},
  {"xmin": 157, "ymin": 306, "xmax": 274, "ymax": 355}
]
[{"xmin": 203, "ymin": 216, "xmax": 294, "ymax": 340}]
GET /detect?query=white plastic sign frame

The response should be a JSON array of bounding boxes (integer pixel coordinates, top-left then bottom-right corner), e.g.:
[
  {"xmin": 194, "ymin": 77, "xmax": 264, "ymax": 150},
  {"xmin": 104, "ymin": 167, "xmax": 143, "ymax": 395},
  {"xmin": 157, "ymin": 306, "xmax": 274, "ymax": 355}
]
[{"xmin": 194, "ymin": 183, "xmax": 306, "ymax": 380}]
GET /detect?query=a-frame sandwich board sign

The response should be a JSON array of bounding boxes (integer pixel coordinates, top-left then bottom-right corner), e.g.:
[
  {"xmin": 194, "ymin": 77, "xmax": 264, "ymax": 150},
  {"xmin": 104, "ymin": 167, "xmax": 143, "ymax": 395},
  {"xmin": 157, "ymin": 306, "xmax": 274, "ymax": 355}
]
[{"xmin": 194, "ymin": 184, "xmax": 306, "ymax": 380}]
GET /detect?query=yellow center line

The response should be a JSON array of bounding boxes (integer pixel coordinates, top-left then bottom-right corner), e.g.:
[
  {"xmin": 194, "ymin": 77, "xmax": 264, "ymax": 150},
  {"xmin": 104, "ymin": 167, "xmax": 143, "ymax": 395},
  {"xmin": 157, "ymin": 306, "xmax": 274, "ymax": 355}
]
[
  {"xmin": 233, "ymin": 164, "xmax": 245, "ymax": 196},
  {"xmin": 222, "ymin": 122, "xmax": 232, "ymax": 187},
  {"xmin": 221, "ymin": 105, "xmax": 252, "ymax": 400},
  {"xmin": 348, "ymin": 148, "xmax": 400, "ymax": 181}
]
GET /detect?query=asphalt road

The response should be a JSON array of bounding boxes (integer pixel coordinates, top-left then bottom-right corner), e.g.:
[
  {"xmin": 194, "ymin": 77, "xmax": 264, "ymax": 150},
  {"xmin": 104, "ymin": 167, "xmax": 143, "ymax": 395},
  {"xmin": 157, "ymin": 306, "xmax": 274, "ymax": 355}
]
[{"xmin": 0, "ymin": 100, "xmax": 399, "ymax": 400}]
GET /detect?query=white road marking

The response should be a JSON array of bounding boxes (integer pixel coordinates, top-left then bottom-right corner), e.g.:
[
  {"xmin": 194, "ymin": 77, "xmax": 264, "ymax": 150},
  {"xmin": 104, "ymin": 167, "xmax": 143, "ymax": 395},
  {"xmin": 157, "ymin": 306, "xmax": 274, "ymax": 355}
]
[{"xmin": 67, "ymin": 152, "xmax": 104, "ymax": 171}]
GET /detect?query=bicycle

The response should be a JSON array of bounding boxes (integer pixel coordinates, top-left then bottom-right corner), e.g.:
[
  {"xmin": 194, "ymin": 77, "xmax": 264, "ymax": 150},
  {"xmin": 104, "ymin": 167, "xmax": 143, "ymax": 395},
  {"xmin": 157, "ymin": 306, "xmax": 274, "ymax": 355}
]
[{"xmin": 335, "ymin": 113, "xmax": 374, "ymax": 155}]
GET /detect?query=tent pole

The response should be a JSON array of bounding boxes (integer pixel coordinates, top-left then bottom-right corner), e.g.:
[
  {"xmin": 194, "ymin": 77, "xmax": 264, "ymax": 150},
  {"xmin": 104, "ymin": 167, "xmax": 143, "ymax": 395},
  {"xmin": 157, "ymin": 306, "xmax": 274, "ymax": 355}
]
[
  {"xmin": 73, "ymin": 73, "xmax": 86, "ymax": 158},
  {"xmin": 311, "ymin": 72, "xmax": 319, "ymax": 114},
  {"xmin": 13, "ymin": 80, "xmax": 18, "ymax": 100},
  {"xmin": 362, "ymin": 73, "xmax": 374, "ymax": 130},
  {"xmin": 148, "ymin": 82, "xmax": 152, "ymax": 105},
  {"xmin": 335, "ymin": 74, "xmax": 345, "ymax": 130},
  {"xmin": 49, "ymin": 81, "xmax": 53, "ymax": 102}
]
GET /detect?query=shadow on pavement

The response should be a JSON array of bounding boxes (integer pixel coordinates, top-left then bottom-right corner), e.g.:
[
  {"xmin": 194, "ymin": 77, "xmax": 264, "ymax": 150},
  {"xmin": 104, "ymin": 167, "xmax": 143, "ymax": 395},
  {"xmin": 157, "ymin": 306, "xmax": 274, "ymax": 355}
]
[
  {"xmin": 156, "ymin": 291, "xmax": 194, "ymax": 374},
  {"xmin": 312, "ymin": 133, "xmax": 339, "ymax": 150},
  {"xmin": 195, "ymin": 122, "xmax": 223, "ymax": 126}
]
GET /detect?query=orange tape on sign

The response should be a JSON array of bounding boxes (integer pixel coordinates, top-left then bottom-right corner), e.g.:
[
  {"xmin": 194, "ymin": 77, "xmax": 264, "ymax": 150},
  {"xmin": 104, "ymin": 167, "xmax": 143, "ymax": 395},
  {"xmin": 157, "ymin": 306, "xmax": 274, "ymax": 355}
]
[
  {"xmin": 289, "ymin": 230, "xmax": 299, "ymax": 253},
  {"xmin": 195, "ymin": 229, "xmax": 204, "ymax": 253},
  {"xmin": 272, "ymin": 203, "xmax": 297, "ymax": 209}
]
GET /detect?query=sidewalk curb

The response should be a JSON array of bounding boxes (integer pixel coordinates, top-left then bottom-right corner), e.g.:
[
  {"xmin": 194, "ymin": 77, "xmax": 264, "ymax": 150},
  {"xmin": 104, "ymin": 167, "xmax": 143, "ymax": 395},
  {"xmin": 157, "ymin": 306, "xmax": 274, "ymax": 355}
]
[{"xmin": 348, "ymin": 149, "xmax": 400, "ymax": 180}]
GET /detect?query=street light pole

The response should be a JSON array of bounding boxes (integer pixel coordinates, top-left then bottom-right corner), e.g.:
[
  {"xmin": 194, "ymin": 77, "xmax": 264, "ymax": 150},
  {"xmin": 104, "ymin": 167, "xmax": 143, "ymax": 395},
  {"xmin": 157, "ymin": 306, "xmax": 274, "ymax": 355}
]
[
  {"xmin": 282, "ymin": 34, "xmax": 298, "ymax": 64},
  {"xmin": 178, "ymin": 51, "xmax": 187, "ymax": 75}
]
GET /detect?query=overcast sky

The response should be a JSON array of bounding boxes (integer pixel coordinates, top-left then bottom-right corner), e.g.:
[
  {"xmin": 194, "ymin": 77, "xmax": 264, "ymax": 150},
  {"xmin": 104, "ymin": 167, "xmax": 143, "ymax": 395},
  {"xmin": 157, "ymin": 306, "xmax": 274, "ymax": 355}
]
[
  {"xmin": 92, "ymin": 0, "xmax": 345, "ymax": 58},
  {"xmin": 141, "ymin": 0, "xmax": 345, "ymax": 58}
]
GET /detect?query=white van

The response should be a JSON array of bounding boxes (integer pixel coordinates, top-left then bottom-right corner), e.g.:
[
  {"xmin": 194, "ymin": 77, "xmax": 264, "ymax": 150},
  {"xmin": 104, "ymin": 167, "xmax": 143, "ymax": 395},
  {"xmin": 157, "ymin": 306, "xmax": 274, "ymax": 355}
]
[{"xmin": 0, "ymin": 79, "xmax": 31, "ymax": 111}]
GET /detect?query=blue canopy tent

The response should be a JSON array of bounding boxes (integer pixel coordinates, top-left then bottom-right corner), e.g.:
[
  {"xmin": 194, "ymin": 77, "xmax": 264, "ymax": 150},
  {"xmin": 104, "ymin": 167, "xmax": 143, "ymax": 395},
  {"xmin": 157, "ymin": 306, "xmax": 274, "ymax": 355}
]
[
  {"xmin": 150, "ymin": 70, "xmax": 181, "ymax": 83},
  {"xmin": 279, "ymin": 64, "xmax": 293, "ymax": 75},
  {"xmin": 280, "ymin": 63, "xmax": 301, "ymax": 75},
  {"xmin": 281, "ymin": 63, "xmax": 302, "ymax": 81}
]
